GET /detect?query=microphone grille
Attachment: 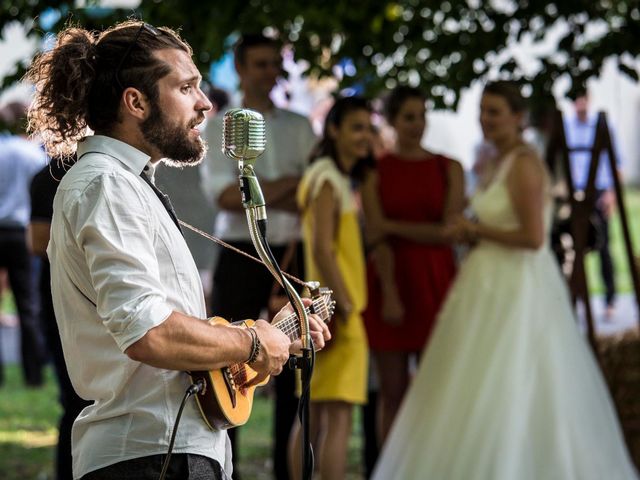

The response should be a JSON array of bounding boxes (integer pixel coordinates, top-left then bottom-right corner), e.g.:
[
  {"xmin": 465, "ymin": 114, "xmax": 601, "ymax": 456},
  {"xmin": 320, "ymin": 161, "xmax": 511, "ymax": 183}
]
[{"xmin": 222, "ymin": 108, "xmax": 266, "ymax": 161}]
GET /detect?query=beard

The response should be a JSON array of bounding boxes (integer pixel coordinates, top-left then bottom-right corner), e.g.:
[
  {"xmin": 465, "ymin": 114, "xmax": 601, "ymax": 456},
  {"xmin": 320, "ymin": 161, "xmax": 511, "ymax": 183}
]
[{"xmin": 140, "ymin": 98, "xmax": 207, "ymax": 167}]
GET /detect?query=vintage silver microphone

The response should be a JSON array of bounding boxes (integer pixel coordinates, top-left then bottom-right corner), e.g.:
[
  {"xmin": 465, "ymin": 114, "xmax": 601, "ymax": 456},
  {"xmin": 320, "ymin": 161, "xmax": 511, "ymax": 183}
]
[
  {"xmin": 223, "ymin": 108, "xmax": 267, "ymax": 220},
  {"xmin": 221, "ymin": 108, "xmax": 312, "ymax": 350}
]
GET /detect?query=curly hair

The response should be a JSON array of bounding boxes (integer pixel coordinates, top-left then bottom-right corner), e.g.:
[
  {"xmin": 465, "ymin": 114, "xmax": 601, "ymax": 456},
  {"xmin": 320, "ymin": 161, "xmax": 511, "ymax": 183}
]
[{"xmin": 26, "ymin": 20, "xmax": 191, "ymax": 157}]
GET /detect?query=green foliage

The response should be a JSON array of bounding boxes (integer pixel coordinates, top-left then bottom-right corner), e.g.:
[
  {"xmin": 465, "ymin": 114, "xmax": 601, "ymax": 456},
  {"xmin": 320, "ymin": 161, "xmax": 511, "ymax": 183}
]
[{"xmin": 2, "ymin": 1, "xmax": 640, "ymax": 107}]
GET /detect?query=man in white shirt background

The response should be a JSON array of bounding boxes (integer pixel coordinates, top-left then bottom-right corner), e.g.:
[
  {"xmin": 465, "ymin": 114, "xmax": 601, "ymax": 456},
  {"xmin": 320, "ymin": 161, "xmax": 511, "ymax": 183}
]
[
  {"xmin": 0, "ymin": 101, "xmax": 47, "ymax": 388},
  {"xmin": 25, "ymin": 20, "xmax": 328, "ymax": 480},
  {"xmin": 200, "ymin": 33, "xmax": 316, "ymax": 480}
]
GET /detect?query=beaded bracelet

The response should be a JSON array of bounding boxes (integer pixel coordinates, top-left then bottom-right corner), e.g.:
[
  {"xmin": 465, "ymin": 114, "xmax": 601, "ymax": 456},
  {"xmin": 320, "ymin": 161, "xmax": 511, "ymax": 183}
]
[{"xmin": 246, "ymin": 327, "xmax": 261, "ymax": 365}]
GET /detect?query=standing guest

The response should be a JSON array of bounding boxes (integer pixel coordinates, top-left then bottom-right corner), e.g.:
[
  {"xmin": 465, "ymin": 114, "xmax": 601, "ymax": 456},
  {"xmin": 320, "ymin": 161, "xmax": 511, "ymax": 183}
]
[
  {"xmin": 0, "ymin": 101, "xmax": 47, "ymax": 387},
  {"xmin": 30, "ymin": 158, "xmax": 91, "ymax": 480},
  {"xmin": 26, "ymin": 20, "xmax": 329, "ymax": 480},
  {"xmin": 290, "ymin": 96, "xmax": 371, "ymax": 480},
  {"xmin": 565, "ymin": 88, "xmax": 622, "ymax": 318},
  {"xmin": 362, "ymin": 86, "xmax": 465, "ymax": 446},
  {"xmin": 372, "ymin": 81, "xmax": 637, "ymax": 480},
  {"xmin": 200, "ymin": 33, "xmax": 316, "ymax": 480}
]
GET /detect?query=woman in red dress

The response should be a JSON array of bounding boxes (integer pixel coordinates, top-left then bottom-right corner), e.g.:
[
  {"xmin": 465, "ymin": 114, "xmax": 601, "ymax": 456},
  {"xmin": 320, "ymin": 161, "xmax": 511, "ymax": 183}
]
[{"xmin": 362, "ymin": 86, "xmax": 465, "ymax": 445}]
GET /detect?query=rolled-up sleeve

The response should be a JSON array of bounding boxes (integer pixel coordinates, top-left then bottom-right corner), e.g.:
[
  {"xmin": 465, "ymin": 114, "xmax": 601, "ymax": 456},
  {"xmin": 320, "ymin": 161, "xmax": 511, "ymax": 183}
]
[{"xmin": 72, "ymin": 173, "xmax": 173, "ymax": 351}]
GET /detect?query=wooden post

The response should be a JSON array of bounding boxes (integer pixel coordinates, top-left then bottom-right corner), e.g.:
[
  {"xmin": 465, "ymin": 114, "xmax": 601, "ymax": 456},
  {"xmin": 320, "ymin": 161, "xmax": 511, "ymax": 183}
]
[
  {"xmin": 545, "ymin": 110, "xmax": 638, "ymax": 353},
  {"xmin": 598, "ymin": 114, "xmax": 640, "ymax": 320}
]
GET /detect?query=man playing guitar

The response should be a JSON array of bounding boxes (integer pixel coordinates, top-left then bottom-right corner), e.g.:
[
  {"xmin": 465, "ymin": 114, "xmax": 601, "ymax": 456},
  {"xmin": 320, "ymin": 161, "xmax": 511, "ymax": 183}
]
[{"xmin": 26, "ymin": 20, "xmax": 330, "ymax": 480}]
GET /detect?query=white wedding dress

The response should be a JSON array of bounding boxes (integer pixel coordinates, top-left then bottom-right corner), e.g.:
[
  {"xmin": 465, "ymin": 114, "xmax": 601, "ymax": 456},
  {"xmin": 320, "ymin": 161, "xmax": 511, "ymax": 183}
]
[{"xmin": 372, "ymin": 151, "xmax": 637, "ymax": 480}]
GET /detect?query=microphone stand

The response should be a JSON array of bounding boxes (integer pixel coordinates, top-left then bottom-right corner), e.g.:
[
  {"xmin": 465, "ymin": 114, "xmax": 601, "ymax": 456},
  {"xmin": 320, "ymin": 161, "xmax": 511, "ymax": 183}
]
[{"xmin": 237, "ymin": 159, "xmax": 315, "ymax": 480}]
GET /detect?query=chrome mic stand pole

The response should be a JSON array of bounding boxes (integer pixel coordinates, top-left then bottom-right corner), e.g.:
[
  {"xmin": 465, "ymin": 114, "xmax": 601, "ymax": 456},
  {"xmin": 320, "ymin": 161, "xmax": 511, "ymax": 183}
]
[
  {"xmin": 223, "ymin": 109, "xmax": 314, "ymax": 480},
  {"xmin": 237, "ymin": 162, "xmax": 311, "ymax": 348}
]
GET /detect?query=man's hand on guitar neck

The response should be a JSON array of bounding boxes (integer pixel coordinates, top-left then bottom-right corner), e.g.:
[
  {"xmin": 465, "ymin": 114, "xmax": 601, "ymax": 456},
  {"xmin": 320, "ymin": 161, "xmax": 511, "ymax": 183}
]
[
  {"xmin": 272, "ymin": 298, "xmax": 331, "ymax": 355},
  {"xmin": 244, "ymin": 299, "xmax": 332, "ymax": 388}
]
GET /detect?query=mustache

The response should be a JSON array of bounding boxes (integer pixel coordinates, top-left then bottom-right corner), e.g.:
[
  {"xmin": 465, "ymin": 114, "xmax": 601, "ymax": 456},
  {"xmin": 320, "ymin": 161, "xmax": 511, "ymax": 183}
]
[{"xmin": 188, "ymin": 114, "xmax": 206, "ymax": 129}]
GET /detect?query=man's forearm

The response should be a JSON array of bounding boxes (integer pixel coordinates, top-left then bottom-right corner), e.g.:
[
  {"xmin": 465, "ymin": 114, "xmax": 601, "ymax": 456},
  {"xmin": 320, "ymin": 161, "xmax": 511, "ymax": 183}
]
[{"xmin": 125, "ymin": 311, "xmax": 253, "ymax": 371}]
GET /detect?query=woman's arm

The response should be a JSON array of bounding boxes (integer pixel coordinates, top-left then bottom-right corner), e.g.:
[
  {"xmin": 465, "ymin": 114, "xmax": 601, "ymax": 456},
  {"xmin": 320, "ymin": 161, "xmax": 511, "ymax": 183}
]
[
  {"xmin": 309, "ymin": 182, "xmax": 354, "ymax": 318},
  {"xmin": 362, "ymin": 172, "xmax": 404, "ymax": 324},
  {"xmin": 384, "ymin": 159, "xmax": 466, "ymax": 244},
  {"xmin": 461, "ymin": 151, "xmax": 546, "ymax": 250}
]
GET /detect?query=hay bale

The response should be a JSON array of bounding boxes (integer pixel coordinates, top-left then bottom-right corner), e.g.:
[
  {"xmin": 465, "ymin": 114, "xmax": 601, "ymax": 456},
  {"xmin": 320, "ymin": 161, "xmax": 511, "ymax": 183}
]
[{"xmin": 598, "ymin": 327, "xmax": 640, "ymax": 468}]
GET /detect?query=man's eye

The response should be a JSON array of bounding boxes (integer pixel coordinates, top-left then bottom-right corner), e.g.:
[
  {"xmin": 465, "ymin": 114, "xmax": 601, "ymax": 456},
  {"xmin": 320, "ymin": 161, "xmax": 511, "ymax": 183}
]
[{"xmin": 182, "ymin": 85, "xmax": 192, "ymax": 93}]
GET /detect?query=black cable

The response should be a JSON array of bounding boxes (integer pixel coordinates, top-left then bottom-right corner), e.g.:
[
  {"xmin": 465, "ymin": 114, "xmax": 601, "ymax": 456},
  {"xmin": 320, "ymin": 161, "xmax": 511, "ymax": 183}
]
[
  {"xmin": 298, "ymin": 346, "xmax": 316, "ymax": 479},
  {"xmin": 257, "ymin": 219, "xmax": 298, "ymax": 311},
  {"xmin": 257, "ymin": 218, "xmax": 316, "ymax": 479},
  {"xmin": 158, "ymin": 379, "xmax": 205, "ymax": 480}
]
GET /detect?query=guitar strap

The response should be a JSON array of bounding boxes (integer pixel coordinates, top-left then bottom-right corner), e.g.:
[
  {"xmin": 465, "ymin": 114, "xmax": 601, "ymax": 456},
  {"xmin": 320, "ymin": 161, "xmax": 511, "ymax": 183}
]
[{"xmin": 71, "ymin": 150, "xmax": 309, "ymax": 289}]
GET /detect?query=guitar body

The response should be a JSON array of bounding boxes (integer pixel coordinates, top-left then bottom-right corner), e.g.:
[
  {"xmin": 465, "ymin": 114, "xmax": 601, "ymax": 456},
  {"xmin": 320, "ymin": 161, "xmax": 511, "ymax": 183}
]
[
  {"xmin": 189, "ymin": 317, "xmax": 269, "ymax": 430},
  {"xmin": 190, "ymin": 289, "xmax": 334, "ymax": 430}
]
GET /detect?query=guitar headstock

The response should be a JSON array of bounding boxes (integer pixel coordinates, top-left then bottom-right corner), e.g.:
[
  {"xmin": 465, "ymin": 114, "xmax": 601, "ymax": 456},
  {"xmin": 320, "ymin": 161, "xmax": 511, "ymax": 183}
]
[{"xmin": 308, "ymin": 284, "xmax": 336, "ymax": 323}]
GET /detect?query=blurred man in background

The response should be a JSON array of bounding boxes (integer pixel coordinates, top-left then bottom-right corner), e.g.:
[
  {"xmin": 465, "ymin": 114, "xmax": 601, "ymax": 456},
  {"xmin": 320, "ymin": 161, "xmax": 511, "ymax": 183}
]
[{"xmin": 0, "ymin": 101, "xmax": 47, "ymax": 387}]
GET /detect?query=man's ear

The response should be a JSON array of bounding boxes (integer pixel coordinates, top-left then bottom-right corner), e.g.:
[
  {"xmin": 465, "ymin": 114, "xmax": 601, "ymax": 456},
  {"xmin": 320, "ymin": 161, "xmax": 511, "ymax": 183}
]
[{"xmin": 121, "ymin": 87, "xmax": 149, "ymax": 121}]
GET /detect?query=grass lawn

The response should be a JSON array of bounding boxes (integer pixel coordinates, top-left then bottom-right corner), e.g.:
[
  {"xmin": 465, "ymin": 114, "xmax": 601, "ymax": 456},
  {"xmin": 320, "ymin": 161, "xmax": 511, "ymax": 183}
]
[
  {"xmin": 0, "ymin": 365, "xmax": 365, "ymax": 480},
  {"xmin": 0, "ymin": 366, "xmax": 59, "ymax": 480},
  {"xmin": 585, "ymin": 187, "xmax": 640, "ymax": 296}
]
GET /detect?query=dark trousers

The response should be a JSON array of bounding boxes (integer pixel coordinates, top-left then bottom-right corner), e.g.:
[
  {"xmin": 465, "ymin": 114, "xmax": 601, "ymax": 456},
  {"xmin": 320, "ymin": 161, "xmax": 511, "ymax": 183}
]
[
  {"xmin": 362, "ymin": 390, "xmax": 379, "ymax": 479},
  {"xmin": 39, "ymin": 260, "xmax": 91, "ymax": 480},
  {"xmin": 594, "ymin": 195, "xmax": 616, "ymax": 306},
  {"xmin": 81, "ymin": 454, "xmax": 229, "ymax": 480},
  {"xmin": 0, "ymin": 227, "xmax": 45, "ymax": 386},
  {"xmin": 211, "ymin": 241, "xmax": 303, "ymax": 480}
]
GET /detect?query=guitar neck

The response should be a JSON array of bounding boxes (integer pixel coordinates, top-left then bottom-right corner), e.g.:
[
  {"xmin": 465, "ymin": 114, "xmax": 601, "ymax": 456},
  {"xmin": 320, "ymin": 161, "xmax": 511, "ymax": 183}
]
[{"xmin": 272, "ymin": 297, "xmax": 328, "ymax": 341}]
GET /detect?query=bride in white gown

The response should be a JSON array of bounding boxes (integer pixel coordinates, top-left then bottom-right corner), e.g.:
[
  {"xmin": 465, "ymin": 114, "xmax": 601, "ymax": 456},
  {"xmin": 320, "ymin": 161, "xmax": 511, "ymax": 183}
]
[{"xmin": 371, "ymin": 81, "xmax": 637, "ymax": 480}]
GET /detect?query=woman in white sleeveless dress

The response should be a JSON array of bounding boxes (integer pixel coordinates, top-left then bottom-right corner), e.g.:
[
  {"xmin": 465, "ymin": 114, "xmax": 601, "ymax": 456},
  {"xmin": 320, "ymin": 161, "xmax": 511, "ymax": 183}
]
[{"xmin": 372, "ymin": 81, "xmax": 637, "ymax": 480}]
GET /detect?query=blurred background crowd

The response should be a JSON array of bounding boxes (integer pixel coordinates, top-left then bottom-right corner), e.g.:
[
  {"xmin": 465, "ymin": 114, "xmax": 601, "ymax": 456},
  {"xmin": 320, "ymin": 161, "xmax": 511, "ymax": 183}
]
[{"xmin": 2, "ymin": 1, "xmax": 640, "ymax": 479}]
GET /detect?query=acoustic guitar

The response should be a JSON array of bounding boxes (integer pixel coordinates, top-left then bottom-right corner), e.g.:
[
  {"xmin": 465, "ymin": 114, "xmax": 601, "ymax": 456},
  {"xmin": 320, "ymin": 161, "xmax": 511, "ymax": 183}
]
[{"xmin": 189, "ymin": 288, "xmax": 335, "ymax": 430}]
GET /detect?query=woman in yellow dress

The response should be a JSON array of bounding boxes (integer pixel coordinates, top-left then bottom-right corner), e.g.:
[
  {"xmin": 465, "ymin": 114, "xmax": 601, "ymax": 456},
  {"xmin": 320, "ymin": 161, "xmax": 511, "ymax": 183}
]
[{"xmin": 289, "ymin": 96, "xmax": 372, "ymax": 480}]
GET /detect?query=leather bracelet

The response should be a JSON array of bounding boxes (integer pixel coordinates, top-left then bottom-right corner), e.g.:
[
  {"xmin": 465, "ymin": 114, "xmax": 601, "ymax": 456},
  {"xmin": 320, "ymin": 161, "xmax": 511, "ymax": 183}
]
[{"xmin": 246, "ymin": 327, "xmax": 261, "ymax": 365}]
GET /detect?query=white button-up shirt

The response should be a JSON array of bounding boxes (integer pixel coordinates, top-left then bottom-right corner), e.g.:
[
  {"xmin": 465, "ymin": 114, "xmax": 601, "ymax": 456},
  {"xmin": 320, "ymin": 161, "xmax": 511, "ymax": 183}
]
[
  {"xmin": 0, "ymin": 134, "xmax": 47, "ymax": 227},
  {"xmin": 200, "ymin": 107, "xmax": 316, "ymax": 245},
  {"xmin": 48, "ymin": 135, "xmax": 231, "ymax": 479}
]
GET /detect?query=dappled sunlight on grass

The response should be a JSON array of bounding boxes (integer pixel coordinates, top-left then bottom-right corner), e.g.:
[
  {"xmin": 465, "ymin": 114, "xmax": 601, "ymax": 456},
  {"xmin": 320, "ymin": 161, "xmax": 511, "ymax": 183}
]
[
  {"xmin": 0, "ymin": 428, "xmax": 58, "ymax": 448},
  {"xmin": 0, "ymin": 367, "xmax": 366, "ymax": 479},
  {"xmin": 0, "ymin": 367, "xmax": 58, "ymax": 480}
]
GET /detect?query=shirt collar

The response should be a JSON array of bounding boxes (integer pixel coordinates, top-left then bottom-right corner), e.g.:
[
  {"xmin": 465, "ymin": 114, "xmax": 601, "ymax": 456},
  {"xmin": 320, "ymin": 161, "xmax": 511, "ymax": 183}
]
[
  {"xmin": 77, "ymin": 135, "xmax": 151, "ymax": 175},
  {"xmin": 571, "ymin": 112, "xmax": 597, "ymax": 127}
]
